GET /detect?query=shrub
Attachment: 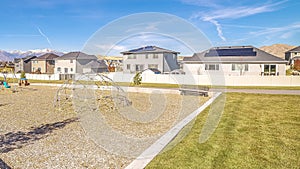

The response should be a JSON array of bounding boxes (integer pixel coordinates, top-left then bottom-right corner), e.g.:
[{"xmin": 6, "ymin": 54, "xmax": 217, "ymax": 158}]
[
  {"xmin": 20, "ymin": 71, "xmax": 26, "ymax": 79},
  {"xmin": 133, "ymin": 72, "xmax": 142, "ymax": 86}
]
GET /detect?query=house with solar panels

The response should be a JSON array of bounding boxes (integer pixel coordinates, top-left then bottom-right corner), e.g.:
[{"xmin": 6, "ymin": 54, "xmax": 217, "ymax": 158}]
[
  {"xmin": 183, "ymin": 46, "xmax": 288, "ymax": 76},
  {"xmin": 121, "ymin": 46, "xmax": 180, "ymax": 73}
]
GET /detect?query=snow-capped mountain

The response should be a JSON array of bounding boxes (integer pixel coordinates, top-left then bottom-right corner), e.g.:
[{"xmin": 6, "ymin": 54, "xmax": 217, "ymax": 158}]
[{"xmin": 0, "ymin": 49, "xmax": 64, "ymax": 61}]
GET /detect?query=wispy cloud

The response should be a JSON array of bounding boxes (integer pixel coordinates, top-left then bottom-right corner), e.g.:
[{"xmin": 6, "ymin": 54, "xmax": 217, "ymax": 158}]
[
  {"xmin": 180, "ymin": 0, "xmax": 221, "ymax": 8},
  {"xmin": 250, "ymin": 22, "xmax": 300, "ymax": 36},
  {"xmin": 208, "ymin": 20, "xmax": 226, "ymax": 41},
  {"xmin": 36, "ymin": 27, "xmax": 53, "ymax": 47},
  {"xmin": 0, "ymin": 34, "xmax": 40, "ymax": 37},
  {"xmin": 191, "ymin": 0, "xmax": 288, "ymax": 41}
]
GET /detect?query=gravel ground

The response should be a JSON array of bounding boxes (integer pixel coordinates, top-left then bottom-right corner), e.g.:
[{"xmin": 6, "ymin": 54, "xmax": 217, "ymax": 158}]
[{"xmin": 0, "ymin": 85, "xmax": 209, "ymax": 168}]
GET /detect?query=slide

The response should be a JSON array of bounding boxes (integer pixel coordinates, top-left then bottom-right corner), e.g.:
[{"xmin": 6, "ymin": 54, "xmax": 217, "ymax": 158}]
[{"xmin": 3, "ymin": 82, "xmax": 11, "ymax": 88}]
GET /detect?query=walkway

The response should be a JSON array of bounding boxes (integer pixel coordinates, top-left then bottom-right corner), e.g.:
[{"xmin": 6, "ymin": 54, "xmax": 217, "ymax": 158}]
[{"xmin": 218, "ymin": 89, "xmax": 300, "ymax": 95}]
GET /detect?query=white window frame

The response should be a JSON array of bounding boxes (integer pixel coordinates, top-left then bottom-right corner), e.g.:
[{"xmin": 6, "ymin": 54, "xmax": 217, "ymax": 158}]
[{"xmin": 205, "ymin": 64, "xmax": 219, "ymax": 71}]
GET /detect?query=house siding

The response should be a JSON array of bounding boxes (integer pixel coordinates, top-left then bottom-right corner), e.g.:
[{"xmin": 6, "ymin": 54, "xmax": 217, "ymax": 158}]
[
  {"xmin": 32, "ymin": 60, "xmax": 46, "ymax": 73},
  {"xmin": 123, "ymin": 53, "xmax": 163, "ymax": 73},
  {"xmin": 183, "ymin": 63, "xmax": 286, "ymax": 76},
  {"xmin": 123, "ymin": 53, "xmax": 179, "ymax": 73},
  {"xmin": 54, "ymin": 59, "xmax": 76, "ymax": 74}
]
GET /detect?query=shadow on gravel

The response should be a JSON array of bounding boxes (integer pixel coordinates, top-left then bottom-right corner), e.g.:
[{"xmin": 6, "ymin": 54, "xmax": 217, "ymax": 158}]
[
  {"xmin": 0, "ymin": 158, "xmax": 11, "ymax": 169},
  {"xmin": 0, "ymin": 117, "xmax": 79, "ymax": 154}
]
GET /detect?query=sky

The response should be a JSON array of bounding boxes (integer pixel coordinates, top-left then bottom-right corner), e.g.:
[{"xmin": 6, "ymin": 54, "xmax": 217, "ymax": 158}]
[{"xmin": 0, "ymin": 0, "xmax": 299, "ymax": 55}]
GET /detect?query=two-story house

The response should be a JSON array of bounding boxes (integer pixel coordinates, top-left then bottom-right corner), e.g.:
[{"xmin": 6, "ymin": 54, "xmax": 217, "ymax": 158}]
[
  {"xmin": 14, "ymin": 55, "xmax": 37, "ymax": 73},
  {"xmin": 31, "ymin": 53, "xmax": 59, "ymax": 74},
  {"xmin": 285, "ymin": 46, "xmax": 300, "ymax": 66},
  {"xmin": 54, "ymin": 52, "xmax": 107, "ymax": 80},
  {"xmin": 121, "ymin": 46, "xmax": 180, "ymax": 73}
]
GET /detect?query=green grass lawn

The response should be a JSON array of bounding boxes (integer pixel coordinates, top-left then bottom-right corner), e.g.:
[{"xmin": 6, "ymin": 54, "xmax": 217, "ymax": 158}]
[{"xmin": 147, "ymin": 93, "xmax": 300, "ymax": 169}]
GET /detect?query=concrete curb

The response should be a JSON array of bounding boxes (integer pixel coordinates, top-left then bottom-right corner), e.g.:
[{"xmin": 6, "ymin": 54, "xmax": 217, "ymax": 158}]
[{"xmin": 125, "ymin": 92, "xmax": 222, "ymax": 169}]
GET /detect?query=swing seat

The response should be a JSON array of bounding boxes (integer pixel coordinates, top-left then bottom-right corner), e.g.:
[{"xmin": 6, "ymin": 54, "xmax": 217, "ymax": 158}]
[{"xmin": 3, "ymin": 82, "xmax": 11, "ymax": 88}]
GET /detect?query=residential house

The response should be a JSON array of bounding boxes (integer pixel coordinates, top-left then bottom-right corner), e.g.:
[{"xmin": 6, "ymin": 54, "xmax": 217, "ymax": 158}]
[
  {"xmin": 183, "ymin": 46, "xmax": 288, "ymax": 76},
  {"xmin": 54, "ymin": 52, "xmax": 107, "ymax": 80},
  {"xmin": 14, "ymin": 56, "xmax": 37, "ymax": 73},
  {"xmin": 31, "ymin": 53, "xmax": 59, "ymax": 74},
  {"xmin": 121, "ymin": 46, "xmax": 180, "ymax": 73},
  {"xmin": 285, "ymin": 46, "xmax": 300, "ymax": 66}
]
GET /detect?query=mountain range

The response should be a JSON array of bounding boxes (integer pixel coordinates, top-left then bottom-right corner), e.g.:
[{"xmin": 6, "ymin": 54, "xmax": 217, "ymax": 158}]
[
  {"xmin": 0, "ymin": 49, "xmax": 64, "ymax": 61},
  {"xmin": 0, "ymin": 44, "xmax": 296, "ymax": 62},
  {"xmin": 259, "ymin": 44, "xmax": 296, "ymax": 59}
]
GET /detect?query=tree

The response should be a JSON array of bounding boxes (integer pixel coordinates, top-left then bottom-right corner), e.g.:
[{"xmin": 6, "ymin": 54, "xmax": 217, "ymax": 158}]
[
  {"xmin": 20, "ymin": 71, "xmax": 26, "ymax": 79},
  {"xmin": 133, "ymin": 72, "xmax": 142, "ymax": 85}
]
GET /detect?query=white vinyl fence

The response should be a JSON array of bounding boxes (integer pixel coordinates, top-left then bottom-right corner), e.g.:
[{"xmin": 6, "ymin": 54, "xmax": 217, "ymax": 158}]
[
  {"xmin": 0, "ymin": 73, "xmax": 60, "ymax": 81},
  {"xmin": 1, "ymin": 72, "xmax": 300, "ymax": 86}
]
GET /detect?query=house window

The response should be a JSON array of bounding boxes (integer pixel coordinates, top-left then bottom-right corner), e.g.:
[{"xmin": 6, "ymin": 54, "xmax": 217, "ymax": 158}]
[
  {"xmin": 32, "ymin": 67, "xmax": 35, "ymax": 72},
  {"xmin": 148, "ymin": 64, "xmax": 158, "ymax": 69},
  {"xmin": 49, "ymin": 60, "xmax": 55, "ymax": 65},
  {"xmin": 70, "ymin": 68, "xmax": 73, "ymax": 72},
  {"xmin": 232, "ymin": 64, "xmax": 249, "ymax": 71},
  {"xmin": 128, "ymin": 54, "xmax": 136, "ymax": 59},
  {"xmin": 145, "ymin": 54, "xmax": 148, "ymax": 59},
  {"xmin": 153, "ymin": 54, "xmax": 159, "ymax": 59},
  {"xmin": 57, "ymin": 67, "xmax": 61, "ymax": 72},
  {"xmin": 135, "ymin": 64, "xmax": 144, "ymax": 71},
  {"xmin": 70, "ymin": 60, "xmax": 73, "ymax": 63},
  {"xmin": 205, "ymin": 64, "xmax": 219, "ymax": 70},
  {"xmin": 64, "ymin": 68, "xmax": 68, "ymax": 73},
  {"xmin": 263, "ymin": 64, "xmax": 276, "ymax": 76},
  {"xmin": 295, "ymin": 52, "xmax": 297, "ymax": 55},
  {"xmin": 127, "ymin": 64, "xmax": 131, "ymax": 70}
]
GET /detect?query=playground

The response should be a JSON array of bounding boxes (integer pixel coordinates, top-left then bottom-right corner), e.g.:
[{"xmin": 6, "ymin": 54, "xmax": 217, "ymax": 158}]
[
  {"xmin": 0, "ymin": 68, "xmax": 30, "ymax": 91},
  {"xmin": 0, "ymin": 83, "xmax": 209, "ymax": 168}
]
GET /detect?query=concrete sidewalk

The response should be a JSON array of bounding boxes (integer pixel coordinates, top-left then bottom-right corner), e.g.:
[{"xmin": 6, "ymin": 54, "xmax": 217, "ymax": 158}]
[{"xmin": 219, "ymin": 89, "xmax": 300, "ymax": 95}]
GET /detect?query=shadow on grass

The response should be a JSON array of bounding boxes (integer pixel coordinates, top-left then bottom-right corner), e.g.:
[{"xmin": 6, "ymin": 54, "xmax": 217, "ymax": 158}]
[{"xmin": 0, "ymin": 117, "xmax": 79, "ymax": 154}]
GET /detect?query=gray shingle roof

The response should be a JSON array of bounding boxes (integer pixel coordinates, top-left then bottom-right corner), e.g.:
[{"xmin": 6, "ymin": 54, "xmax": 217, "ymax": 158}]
[
  {"xmin": 183, "ymin": 46, "xmax": 287, "ymax": 64},
  {"xmin": 23, "ymin": 56, "xmax": 37, "ymax": 63},
  {"xmin": 121, "ymin": 46, "xmax": 180, "ymax": 55},
  {"xmin": 85, "ymin": 60, "xmax": 107, "ymax": 68},
  {"xmin": 286, "ymin": 46, "xmax": 300, "ymax": 53},
  {"xmin": 56, "ymin": 52, "xmax": 97, "ymax": 60},
  {"xmin": 32, "ymin": 53, "xmax": 59, "ymax": 61}
]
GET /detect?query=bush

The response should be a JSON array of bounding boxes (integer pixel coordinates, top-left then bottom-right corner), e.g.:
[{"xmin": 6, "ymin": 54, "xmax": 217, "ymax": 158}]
[
  {"xmin": 133, "ymin": 72, "xmax": 142, "ymax": 86},
  {"xmin": 20, "ymin": 71, "xmax": 26, "ymax": 79}
]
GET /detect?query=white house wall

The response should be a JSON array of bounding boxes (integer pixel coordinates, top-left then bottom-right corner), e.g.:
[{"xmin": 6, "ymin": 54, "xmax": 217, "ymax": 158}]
[
  {"xmin": 54, "ymin": 60, "xmax": 76, "ymax": 74},
  {"xmin": 123, "ymin": 53, "xmax": 163, "ymax": 73},
  {"xmin": 183, "ymin": 63, "xmax": 286, "ymax": 76}
]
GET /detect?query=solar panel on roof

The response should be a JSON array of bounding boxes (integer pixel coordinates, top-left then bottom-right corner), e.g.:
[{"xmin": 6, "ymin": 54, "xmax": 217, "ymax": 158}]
[
  {"xmin": 128, "ymin": 46, "xmax": 155, "ymax": 53},
  {"xmin": 205, "ymin": 48, "xmax": 256, "ymax": 57}
]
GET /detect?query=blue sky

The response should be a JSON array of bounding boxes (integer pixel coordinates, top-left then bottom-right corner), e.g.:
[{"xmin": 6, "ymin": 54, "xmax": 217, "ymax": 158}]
[{"xmin": 0, "ymin": 0, "xmax": 299, "ymax": 55}]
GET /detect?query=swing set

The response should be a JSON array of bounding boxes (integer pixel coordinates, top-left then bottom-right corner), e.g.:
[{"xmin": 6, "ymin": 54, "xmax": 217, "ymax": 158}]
[{"xmin": 0, "ymin": 67, "xmax": 18, "ymax": 92}]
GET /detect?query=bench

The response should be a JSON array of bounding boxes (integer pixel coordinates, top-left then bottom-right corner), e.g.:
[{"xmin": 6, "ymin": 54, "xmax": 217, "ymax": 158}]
[{"xmin": 179, "ymin": 85, "xmax": 209, "ymax": 97}]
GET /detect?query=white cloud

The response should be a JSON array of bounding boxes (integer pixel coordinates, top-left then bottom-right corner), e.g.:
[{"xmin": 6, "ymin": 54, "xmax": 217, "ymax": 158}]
[
  {"xmin": 37, "ymin": 27, "xmax": 53, "ymax": 47},
  {"xmin": 207, "ymin": 20, "xmax": 226, "ymax": 41},
  {"xmin": 180, "ymin": 0, "xmax": 220, "ymax": 8},
  {"xmin": 191, "ymin": 0, "xmax": 287, "ymax": 41},
  {"xmin": 0, "ymin": 34, "xmax": 40, "ymax": 37},
  {"xmin": 250, "ymin": 22, "xmax": 300, "ymax": 36}
]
